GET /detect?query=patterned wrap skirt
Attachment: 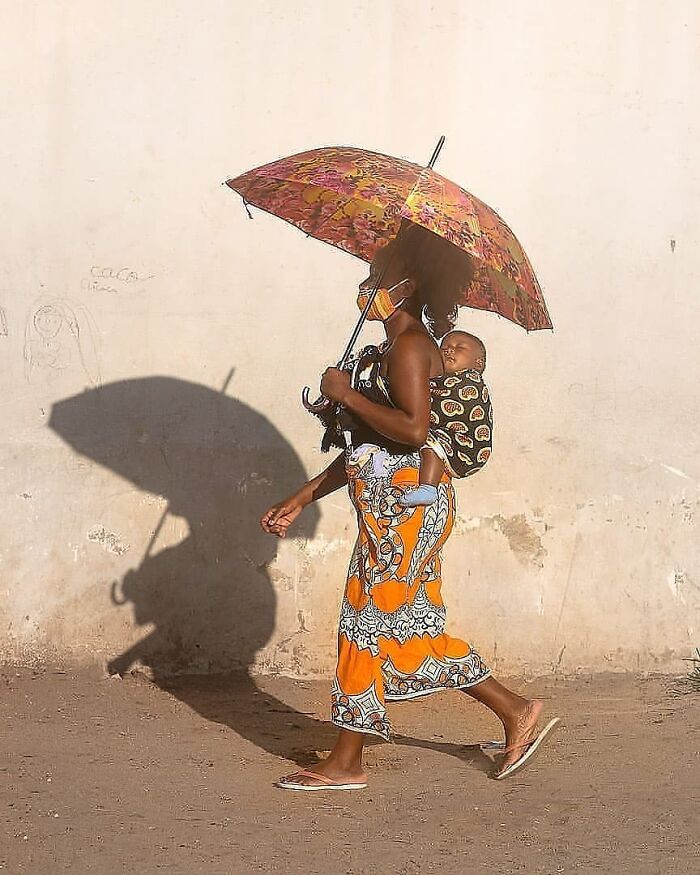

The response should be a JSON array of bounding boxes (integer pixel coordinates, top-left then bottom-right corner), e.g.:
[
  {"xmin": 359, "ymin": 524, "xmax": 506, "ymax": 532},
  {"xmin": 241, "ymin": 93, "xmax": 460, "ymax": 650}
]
[{"xmin": 331, "ymin": 444, "xmax": 490, "ymax": 739}]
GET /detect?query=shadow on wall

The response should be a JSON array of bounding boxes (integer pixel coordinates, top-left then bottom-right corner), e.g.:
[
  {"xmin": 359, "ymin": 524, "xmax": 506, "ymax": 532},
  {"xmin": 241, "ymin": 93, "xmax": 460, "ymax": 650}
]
[{"xmin": 49, "ymin": 376, "xmax": 343, "ymax": 762}]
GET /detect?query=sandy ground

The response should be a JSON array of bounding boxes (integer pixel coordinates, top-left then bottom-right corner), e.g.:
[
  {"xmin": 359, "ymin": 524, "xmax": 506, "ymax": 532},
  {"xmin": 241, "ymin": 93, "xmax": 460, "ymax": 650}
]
[{"xmin": 1, "ymin": 667, "xmax": 698, "ymax": 874}]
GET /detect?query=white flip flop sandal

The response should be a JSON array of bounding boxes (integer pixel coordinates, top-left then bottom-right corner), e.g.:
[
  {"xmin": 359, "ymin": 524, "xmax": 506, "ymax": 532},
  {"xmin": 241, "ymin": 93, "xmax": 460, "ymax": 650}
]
[
  {"xmin": 276, "ymin": 768, "xmax": 368, "ymax": 792},
  {"xmin": 493, "ymin": 717, "xmax": 561, "ymax": 781}
]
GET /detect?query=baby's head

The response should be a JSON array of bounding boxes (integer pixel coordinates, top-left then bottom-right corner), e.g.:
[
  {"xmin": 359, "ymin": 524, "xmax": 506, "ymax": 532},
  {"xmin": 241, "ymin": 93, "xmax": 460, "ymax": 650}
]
[{"xmin": 440, "ymin": 331, "xmax": 486, "ymax": 374}]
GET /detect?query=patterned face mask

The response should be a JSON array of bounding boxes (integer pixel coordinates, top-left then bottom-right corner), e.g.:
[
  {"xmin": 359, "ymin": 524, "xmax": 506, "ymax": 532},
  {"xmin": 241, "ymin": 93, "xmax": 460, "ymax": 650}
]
[{"xmin": 356, "ymin": 279, "xmax": 409, "ymax": 322}]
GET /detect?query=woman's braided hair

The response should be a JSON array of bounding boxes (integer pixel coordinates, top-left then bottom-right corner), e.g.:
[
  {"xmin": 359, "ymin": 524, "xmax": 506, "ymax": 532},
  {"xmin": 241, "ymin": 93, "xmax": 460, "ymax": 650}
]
[{"xmin": 392, "ymin": 221, "xmax": 475, "ymax": 339}]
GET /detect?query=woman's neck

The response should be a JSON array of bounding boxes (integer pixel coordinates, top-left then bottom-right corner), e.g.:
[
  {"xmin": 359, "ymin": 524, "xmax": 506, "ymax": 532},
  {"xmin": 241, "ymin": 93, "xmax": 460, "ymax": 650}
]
[{"xmin": 384, "ymin": 300, "xmax": 427, "ymax": 341}]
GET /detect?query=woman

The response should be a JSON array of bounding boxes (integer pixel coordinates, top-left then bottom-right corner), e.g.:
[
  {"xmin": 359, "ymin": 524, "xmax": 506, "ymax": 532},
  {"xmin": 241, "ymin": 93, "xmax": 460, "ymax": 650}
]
[{"xmin": 261, "ymin": 223, "xmax": 558, "ymax": 789}]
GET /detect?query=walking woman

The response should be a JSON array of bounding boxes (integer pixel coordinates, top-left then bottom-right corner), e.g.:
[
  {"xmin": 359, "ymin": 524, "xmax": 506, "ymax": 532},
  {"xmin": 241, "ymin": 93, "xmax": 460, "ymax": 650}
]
[{"xmin": 260, "ymin": 223, "xmax": 558, "ymax": 789}]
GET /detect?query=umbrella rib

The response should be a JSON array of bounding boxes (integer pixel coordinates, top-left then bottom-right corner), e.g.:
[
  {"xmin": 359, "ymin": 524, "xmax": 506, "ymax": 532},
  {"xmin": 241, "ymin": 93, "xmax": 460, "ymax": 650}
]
[{"xmin": 401, "ymin": 167, "xmax": 430, "ymax": 217}]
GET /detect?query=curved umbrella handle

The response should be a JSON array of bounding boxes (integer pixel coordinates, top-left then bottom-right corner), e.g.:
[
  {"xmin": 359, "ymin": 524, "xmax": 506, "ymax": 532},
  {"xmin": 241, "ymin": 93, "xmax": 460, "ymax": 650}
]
[
  {"xmin": 110, "ymin": 578, "xmax": 128, "ymax": 605},
  {"xmin": 302, "ymin": 385, "xmax": 332, "ymax": 412}
]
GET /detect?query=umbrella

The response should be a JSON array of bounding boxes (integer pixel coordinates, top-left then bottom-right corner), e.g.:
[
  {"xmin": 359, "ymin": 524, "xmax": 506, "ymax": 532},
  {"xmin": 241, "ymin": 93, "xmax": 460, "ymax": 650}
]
[{"xmin": 226, "ymin": 140, "xmax": 551, "ymax": 333}]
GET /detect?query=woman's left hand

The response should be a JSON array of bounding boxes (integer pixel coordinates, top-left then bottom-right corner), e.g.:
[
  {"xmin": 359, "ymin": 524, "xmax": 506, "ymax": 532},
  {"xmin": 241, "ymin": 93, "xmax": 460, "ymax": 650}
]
[{"xmin": 320, "ymin": 367, "xmax": 351, "ymax": 404}]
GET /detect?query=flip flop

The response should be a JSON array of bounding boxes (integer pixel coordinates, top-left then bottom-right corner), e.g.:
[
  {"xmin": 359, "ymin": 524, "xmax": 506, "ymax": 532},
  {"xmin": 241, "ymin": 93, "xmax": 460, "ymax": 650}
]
[
  {"xmin": 493, "ymin": 717, "xmax": 561, "ymax": 781},
  {"xmin": 479, "ymin": 740, "xmax": 506, "ymax": 752},
  {"xmin": 275, "ymin": 768, "xmax": 368, "ymax": 792}
]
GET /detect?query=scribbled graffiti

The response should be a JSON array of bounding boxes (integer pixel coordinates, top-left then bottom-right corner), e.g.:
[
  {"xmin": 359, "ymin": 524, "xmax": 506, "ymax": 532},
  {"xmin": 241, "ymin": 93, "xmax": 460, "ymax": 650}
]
[{"xmin": 24, "ymin": 298, "xmax": 101, "ymax": 387}]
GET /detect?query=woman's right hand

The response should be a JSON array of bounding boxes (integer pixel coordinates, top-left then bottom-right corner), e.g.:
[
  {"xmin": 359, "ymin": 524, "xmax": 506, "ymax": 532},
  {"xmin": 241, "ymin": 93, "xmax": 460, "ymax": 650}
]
[{"xmin": 260, "ymin": 490, "xmax": 309, "ymax": 538}]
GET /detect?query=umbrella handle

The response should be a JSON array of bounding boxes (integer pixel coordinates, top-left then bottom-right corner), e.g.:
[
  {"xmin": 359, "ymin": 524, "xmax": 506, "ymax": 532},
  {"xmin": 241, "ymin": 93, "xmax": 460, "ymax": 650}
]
[
  {"xmin": 302, "ymin": 345, "xmax": 367, "ymax": 412},
  {"xmin": 301, "ymin": 385, "xmax": 332, "ymax": 412},
  {"xmin": 110, "ymin": 578, "xmax": 128, "ymax": 605}
]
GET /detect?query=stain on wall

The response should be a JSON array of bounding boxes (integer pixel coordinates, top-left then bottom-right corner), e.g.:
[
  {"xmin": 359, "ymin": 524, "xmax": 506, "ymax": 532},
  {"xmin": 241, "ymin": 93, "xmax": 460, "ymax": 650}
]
[{"xmin": 492, "ymin": 514, "xmax": 547, "ymax": 568}]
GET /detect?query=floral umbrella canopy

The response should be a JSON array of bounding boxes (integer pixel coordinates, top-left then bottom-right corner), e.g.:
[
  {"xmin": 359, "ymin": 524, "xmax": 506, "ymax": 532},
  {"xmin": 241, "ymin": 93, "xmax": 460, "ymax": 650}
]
[{"xmin": 226, "ymin": 146, "xmax": 551, "ymax": 331}]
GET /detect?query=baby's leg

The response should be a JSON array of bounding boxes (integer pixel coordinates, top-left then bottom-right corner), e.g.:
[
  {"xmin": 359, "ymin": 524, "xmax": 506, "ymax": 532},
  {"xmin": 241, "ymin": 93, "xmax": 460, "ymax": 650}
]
[
  {"xmin": 418, "ymin": 448, "xmax": 444, "ymax": 486},
  {"xmin": 399, "ymin": 448, "xmax": 444, "ymax": 507}
]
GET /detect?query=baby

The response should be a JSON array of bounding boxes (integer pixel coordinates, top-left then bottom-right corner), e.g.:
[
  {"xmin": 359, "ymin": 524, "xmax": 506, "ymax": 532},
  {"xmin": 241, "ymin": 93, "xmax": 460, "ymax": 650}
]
[{"xmin": 399, "ymin": 331, "xmax": 493, "ymax": 507}]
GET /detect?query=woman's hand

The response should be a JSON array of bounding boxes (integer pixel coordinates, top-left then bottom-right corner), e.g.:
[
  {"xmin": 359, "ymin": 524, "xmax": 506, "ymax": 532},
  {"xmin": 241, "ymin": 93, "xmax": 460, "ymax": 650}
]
[
  {"xmin": 261, "ymin": 453, "xmax": 348, "ymax": 538},
  {"xmin": 260, "ymin": 491, "xmax": 309, "ymax": 538},
  {"xmin": 320, "ymin": 367, "xmax": 351, "ymax": 404}
]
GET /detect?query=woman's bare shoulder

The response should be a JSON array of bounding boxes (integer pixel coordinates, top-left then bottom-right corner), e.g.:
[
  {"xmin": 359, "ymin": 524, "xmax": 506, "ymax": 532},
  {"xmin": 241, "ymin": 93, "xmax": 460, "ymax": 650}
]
[
  {"xmin": 386, "ymin": 330, "xmax": 442, "ymax": 380},
  {"xmin": 389, "ymin": 328, "xmax": 436, "ymax": 357}
]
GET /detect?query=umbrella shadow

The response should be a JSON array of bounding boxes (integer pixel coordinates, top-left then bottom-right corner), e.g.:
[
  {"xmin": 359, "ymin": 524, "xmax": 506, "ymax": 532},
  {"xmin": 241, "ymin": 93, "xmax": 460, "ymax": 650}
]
[
  {"xmin": 49, "ymin": 376, "xmax": 496, "ymax": 773},
  {"xmin": 49, "ymin": 376, "xmax": 334, "ymax": 759}
]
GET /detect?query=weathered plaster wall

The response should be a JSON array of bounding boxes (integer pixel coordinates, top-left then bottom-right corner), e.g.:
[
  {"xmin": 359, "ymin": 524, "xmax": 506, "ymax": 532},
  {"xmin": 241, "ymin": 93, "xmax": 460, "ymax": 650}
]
[{"xmin": 1, "ymin": 1, "xmax": 699, "ymax": 678}]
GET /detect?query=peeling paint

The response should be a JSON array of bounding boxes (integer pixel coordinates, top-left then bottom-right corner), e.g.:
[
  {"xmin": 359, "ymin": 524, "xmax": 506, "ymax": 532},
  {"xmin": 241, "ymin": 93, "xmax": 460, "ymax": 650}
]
[
  {"xmin": 68, "ymin": 543, "xmax": 86, "ymax": 563},
  {"xmin": 139, "ymin": 493, "xmax": 167, "ymax": 508},
  {"xmin": 452, "ymin": 512, "xmax": 547, "ymax": 566},
  {"xmin": 86, "ymin": 526, "xmax": 130, "ymax": 556},
  {"xmin": 299, "ymin": 536, "xmax": 346, "ymax": 558},
  {"xmin": 452, "ymin": 515, "xmax": 483, "ymax": 535},
  {"xmin": 492, "ymin": 514, "xmax": 546, "ymax": 567},
  {"xmin": 667, "ymin": 569, "xmax": 688, "ymax": 604},
  {"xmin": 537, "ymin": 591, "xmax": 545, "ymax": 615},
  {"xmin": 676, "ymin": 497, "xmax": 694, "ymax": 524},
  {"xmin": 268, "ymin": 569, "xmax": 293, "ymax": 591},
  {"xmin": 236, "ymin": 472, "xmax": 272, "ymax": 494}
]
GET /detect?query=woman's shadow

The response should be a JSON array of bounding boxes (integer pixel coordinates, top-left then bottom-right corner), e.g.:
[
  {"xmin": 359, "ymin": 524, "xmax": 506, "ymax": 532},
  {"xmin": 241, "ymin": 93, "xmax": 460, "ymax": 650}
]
[{"xmin": 49, "ymin": 376, "xmax": 493, "ymax": 773}]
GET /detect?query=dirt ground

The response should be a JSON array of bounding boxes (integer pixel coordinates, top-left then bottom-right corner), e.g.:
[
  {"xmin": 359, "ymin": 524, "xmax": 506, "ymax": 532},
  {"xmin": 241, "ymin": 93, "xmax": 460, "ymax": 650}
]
[{"xmin": 1, "ymin": 667, "xmax": 698, "ymax": 874}]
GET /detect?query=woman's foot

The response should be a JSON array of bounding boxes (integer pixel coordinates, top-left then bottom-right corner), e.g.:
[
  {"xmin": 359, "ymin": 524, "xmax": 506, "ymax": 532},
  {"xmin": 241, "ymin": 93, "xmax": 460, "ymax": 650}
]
[
  {"xmin": 277, "ymin": 758, "xmax": 367, "ymax": 790},
  {"xmin": 495, "ymin": 698, "xmax": 543, "ymax": 777}
]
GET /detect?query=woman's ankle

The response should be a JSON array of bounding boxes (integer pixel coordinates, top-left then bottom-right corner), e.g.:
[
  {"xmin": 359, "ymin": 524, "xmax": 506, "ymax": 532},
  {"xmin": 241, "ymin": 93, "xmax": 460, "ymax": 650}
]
[{"xmin": 327, "ymin": 751, "xmax": 363, "ymax": 771}]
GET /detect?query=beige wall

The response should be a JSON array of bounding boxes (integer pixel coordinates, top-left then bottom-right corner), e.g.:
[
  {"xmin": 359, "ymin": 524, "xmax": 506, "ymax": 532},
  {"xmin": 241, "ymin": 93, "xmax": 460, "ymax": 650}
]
[{"xmin": 1, "ymin": 1, "xmax": 699, "ymax": 679}]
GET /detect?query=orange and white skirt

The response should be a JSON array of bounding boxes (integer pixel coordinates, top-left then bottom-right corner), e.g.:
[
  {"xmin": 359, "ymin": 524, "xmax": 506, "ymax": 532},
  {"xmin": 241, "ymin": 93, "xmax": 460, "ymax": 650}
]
[{"xmin": 331, "ymin": 445, "xmax": 490, "ymax": 739}]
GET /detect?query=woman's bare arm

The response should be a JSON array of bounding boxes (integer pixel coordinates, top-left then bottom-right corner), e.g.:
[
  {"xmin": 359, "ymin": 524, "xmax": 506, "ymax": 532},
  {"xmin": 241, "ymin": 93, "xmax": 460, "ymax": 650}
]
[
  {"xmin": 260, "ymin": 452, "xmax": 347, "ymax": 538},
  {"xmin": 324, "ymin": 332, "xmax": 432, "ymax": 448},
  {"xmin": 305, "ymin": 451, "xmax": 349, "ymax": 502}
]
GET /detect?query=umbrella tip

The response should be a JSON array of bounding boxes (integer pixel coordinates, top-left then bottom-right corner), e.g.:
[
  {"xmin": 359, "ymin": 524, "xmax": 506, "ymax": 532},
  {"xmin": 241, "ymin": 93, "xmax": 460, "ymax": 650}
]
[{"xmin": 427, "ymin": 136, "xmax": 446, "ymax": 169}]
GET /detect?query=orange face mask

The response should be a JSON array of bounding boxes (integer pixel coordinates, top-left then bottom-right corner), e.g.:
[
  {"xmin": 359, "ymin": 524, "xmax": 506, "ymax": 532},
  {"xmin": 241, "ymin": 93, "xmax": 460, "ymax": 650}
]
[{"xmin": 356, "ymin": 279, "xmax": 409, "ymax": 322}]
